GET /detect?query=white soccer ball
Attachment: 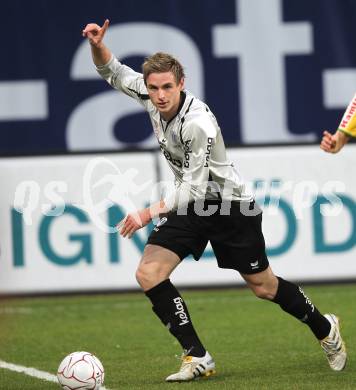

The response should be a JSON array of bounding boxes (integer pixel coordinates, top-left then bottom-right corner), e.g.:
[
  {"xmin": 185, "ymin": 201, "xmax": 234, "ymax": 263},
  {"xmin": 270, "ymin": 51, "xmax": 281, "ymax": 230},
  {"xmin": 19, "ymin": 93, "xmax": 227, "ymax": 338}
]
[{"xmin": 57, "ymin": 351, "xmax": 105, "ymax": 390}]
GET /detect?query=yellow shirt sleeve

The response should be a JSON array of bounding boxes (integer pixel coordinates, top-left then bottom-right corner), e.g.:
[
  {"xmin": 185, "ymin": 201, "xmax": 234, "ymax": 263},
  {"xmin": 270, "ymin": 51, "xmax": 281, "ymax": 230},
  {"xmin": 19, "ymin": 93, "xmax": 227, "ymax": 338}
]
[{"xmin": 338, "ymin": 93, "xmax": 356, "ymax": 138}]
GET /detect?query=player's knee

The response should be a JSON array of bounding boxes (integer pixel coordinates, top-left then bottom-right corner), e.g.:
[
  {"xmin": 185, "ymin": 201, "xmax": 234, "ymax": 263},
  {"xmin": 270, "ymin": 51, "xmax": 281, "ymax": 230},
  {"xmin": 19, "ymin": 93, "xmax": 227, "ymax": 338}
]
[
  {"xmin": 135, "ymin": 266, "xmax": 151, "ymax": 289},
  {"xmin": 135, "ymin": 262, "xmax": 165, "ymax": 290},
  {"xmin": 251, "ymin": 284, "xmax": 275, "ymax": 300}
]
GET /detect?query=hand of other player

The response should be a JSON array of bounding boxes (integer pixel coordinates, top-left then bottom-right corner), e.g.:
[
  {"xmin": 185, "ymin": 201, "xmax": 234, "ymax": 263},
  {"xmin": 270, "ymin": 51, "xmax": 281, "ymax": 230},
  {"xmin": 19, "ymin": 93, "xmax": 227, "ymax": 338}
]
[
  {"xmin": 117, "ymin": 208, "xmax": 152, "ymax": 239},
  {"xmin": 82, "ymin": 19, "xmax": 109, "ymax": 48},
  {"xmin": 320, "ymin": 130, "xmax": 349, "ymax": 154},
  {"xmin": 320, "ymin": 130, "xmax": 340, "ymax": 153}
]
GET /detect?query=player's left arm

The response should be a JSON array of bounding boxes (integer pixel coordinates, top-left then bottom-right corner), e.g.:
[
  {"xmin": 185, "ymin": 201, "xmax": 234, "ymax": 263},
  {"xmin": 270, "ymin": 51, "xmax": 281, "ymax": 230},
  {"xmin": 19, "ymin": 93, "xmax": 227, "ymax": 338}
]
[{"xmin": 117, "ymin": 200, "xmax": 169, "ymax": 238}]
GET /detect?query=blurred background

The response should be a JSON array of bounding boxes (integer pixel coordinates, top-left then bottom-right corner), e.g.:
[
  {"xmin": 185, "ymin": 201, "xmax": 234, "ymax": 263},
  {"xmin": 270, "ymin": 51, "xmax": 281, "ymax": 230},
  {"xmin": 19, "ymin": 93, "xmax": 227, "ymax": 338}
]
[
  {"xmin": 2, "ymin": 0, "xmax": 356, "ymax": 153},
  {"xmin": 0, "ymin": 0, "xmax": 355, "ymax": 295}
]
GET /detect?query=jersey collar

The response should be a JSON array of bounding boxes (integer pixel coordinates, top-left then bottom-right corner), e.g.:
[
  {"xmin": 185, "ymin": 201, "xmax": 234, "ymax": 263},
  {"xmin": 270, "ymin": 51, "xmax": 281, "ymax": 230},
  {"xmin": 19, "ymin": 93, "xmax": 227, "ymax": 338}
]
[{"xmin": 160, "ymin": 91, "xmax": 187, "ymax": 126}]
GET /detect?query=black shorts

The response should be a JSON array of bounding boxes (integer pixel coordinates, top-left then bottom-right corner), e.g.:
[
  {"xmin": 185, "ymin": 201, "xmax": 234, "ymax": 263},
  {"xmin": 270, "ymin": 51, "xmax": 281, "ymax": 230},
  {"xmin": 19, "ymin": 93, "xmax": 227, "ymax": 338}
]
[{"xmin": 147, "ymin": 200, "xmax": 269, "ymax": 274}]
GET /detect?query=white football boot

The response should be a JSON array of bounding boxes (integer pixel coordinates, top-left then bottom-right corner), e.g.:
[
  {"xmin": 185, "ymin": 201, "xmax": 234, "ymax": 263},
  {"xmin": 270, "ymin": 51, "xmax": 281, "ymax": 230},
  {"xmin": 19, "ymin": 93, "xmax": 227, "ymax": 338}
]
[
  {"xmin": 320, "ymin": 314, "xmax": 347, "ymax": 371},
  {"xmin": 165, "ymin": 351, "xmax": 216, "ymax": 382}
]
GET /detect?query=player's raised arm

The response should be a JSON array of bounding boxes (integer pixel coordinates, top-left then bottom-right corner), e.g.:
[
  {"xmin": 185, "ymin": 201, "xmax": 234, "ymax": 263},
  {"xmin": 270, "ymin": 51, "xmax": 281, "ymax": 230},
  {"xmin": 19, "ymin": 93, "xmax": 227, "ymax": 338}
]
[
  {"xmin": 85, "ymin": 20, "xmax": 148, "ymax": 103},
  {"xmin": 82, "ymin": 19, "xmax": 112, "ymax": 66}
]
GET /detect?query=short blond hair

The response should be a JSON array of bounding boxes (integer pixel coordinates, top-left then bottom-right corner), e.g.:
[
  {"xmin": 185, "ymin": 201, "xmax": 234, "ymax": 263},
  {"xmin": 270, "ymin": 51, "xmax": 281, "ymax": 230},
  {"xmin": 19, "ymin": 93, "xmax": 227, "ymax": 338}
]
[{"xmin": 142, "ymin": 52, "xmax": 185, "ymax": 85}]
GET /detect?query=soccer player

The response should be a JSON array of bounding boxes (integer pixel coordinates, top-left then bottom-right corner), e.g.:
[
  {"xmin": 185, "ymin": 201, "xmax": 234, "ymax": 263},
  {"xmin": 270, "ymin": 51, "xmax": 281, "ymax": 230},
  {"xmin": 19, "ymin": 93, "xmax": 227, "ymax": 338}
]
[
  {"xmin": 320, "ymin": 93, "xmax": 356, "ymax": 153},
  {"xmin": 83, "ymin": 20, "xmax": 347, "ymax": 381}
]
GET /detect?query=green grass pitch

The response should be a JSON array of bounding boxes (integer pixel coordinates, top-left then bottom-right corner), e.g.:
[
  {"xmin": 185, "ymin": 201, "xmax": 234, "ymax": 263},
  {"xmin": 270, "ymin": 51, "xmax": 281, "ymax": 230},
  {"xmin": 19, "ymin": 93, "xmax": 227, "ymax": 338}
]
[{"xmin": 0, "ymin": 283, "xmax": 355, "ymax": 389}]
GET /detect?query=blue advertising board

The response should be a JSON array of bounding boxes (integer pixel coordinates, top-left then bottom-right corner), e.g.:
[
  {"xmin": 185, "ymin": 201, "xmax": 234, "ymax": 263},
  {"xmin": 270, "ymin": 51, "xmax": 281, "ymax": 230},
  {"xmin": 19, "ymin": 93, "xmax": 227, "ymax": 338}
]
[{"xmin": 1, "ymin": 0, "xmax": 355, "ymax": 154}]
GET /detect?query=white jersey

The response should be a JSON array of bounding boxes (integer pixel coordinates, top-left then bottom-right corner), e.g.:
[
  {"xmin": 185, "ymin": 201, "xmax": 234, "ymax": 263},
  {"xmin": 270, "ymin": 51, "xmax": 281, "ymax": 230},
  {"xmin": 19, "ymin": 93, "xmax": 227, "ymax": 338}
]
[{"xmin": 96, "ymin": 55, "xmax": 253, "ymax": 210}]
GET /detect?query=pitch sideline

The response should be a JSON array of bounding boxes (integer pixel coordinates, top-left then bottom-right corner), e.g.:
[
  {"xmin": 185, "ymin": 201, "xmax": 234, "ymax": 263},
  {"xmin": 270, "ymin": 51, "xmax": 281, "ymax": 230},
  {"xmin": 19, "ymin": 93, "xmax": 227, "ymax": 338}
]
[{"xmin": 0, "ymin": 359, "xmax": 111, "ymax": 389}]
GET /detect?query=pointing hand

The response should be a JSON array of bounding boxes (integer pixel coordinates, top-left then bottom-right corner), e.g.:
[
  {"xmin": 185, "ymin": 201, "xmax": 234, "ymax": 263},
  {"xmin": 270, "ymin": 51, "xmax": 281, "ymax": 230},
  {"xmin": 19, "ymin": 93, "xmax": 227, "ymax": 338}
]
[{"xmin": 82, "ymin": 19, "xmax": 110, "ymax": 48}]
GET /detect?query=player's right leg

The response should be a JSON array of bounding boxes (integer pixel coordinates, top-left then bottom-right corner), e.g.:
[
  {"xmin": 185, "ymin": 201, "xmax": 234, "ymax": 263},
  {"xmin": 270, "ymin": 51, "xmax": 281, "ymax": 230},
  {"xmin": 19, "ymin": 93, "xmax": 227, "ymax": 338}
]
[
  {"xmin": 215, "ymin": 200, "xmax": 346, "ymax": 372},
  {"xmin": 136, "ymin": 244, "xmax": 215, "ymax": 381}
]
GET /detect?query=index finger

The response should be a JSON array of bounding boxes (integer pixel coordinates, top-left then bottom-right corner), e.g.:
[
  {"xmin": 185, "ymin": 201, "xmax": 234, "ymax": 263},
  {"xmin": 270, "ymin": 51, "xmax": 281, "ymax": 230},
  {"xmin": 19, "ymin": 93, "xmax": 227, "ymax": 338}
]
[
  {"xmin": 101, "ymin": 19, "xmax": 110, "ymax": 33},
  {"xmin": 322, "ymin": 130, "xmax": 332, "ymax": 138}
]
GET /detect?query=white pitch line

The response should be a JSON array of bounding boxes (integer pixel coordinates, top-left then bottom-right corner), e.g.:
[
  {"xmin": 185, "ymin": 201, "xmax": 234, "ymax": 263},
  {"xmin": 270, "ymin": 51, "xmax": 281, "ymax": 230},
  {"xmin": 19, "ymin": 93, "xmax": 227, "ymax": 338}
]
[
  {"xmin": 0, "ymin": 307, "xmax": 33, "ymax": 315},
  {"xmin": 0, "ymin": 360, "xmax": 58, "ymax": 383},
  {"xmin": 0, "ymin": 360, "xmax": 111, "ymax": 389}
]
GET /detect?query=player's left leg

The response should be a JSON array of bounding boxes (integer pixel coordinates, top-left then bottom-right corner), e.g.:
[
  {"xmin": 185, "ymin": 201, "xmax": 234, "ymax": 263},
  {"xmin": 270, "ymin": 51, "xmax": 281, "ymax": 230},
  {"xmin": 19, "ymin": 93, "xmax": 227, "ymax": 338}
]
[{"xmin": 242, "ymin": 267, "xmax": 347, "ymax": 371}]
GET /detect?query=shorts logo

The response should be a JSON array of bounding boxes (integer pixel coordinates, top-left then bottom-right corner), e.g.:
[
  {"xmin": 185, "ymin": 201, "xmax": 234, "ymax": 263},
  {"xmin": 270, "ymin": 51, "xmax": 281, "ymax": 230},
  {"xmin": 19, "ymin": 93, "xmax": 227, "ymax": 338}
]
[
  {"xmin": 250, "ymin": 260, "xmax": 259, "ymax": 270},
  {"xmin": 157, "ymin": 217, "xmax": 167, "ymax": 227},
  {"xmin": 153, "ymin": 217, "xmax": 167, "ymax": 232}
]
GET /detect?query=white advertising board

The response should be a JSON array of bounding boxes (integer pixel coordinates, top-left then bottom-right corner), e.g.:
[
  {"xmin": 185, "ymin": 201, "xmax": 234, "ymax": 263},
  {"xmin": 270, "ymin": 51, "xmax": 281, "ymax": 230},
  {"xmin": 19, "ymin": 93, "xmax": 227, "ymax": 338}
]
[
  {"xmin": 0, "ymin": 153, "xmax": 157, "ymax": 294},
  {"xmin": 0, "ymin": 145, "xmax": 355, "ymax": 294}
]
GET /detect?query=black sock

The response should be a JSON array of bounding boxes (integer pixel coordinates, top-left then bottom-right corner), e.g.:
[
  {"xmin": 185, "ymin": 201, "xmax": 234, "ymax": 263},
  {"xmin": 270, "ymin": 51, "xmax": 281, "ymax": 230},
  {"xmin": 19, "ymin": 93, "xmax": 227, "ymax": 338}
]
[
  {"xmin": 272, "ymin": 277, "xmax": 331, "ymax": 340},
  {"xmin": 145, "ymin": 279, "xmax": 206, "ymax": 357}
]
